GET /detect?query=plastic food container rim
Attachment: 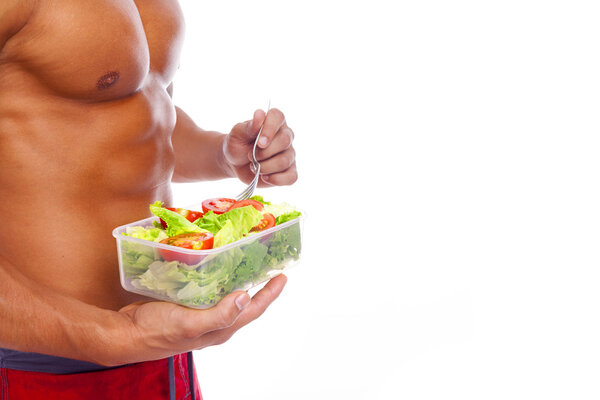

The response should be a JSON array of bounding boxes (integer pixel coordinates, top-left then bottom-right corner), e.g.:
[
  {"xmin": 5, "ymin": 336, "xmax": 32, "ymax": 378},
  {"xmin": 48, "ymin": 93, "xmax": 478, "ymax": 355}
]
[{"xmin": 112, "ymin": 213, "xmax": 304, "ymax": 255}]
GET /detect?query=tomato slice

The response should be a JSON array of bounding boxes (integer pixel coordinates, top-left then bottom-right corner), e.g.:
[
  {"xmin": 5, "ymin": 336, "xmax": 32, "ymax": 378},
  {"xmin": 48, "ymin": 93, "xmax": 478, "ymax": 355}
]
[
  {"xmin": 158, "ymin": 232, "xmax": 214, "ymax": 265},
  {"xmin": 226, "ymin": 199, "xmax": 264, "ymax": 212},
  {"xmin": 159, "ymin": 207, "xmax": 204, "ymax": 229},
  {"xmin": 251, "ymin": 213, "xmax": 276, "ymax": 232},
  {"xmin": 185, "ymin": 210, "xmax": 204, "ymax": 223},
  {"xmin": 160, "ymin": 232, "xmax": 214, "ymax": 250},
  {"xmin": 202, "ymin": 198, "xmax": 236, "ymax": 215}
]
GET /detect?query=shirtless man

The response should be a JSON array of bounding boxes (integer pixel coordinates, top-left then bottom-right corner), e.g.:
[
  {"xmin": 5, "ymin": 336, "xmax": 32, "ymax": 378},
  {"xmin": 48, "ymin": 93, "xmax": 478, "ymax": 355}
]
[{"xmin": 0, "ymin": 1, "xmax": 297, "ymax": 398}]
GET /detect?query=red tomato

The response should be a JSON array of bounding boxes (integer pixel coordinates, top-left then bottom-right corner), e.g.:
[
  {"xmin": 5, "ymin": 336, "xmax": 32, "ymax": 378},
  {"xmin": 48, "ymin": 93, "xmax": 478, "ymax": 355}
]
[
  {"xmin": 226, "ymin": 199, "xmax": 264, "ymax": 212},
  {"xmin": 251, "ymin": 213, "xmax": 276, "ymax": 232},
  {"xmin": 159, "ymin": 207, "xmax": 204, "ymax": 229},
  {"xmin": 158, "ymin": 232, "xmax": 214, "ymax": 264},
  {"xmin": 202, "ymin": 198, "xmax": 236, "ymax": 215}
]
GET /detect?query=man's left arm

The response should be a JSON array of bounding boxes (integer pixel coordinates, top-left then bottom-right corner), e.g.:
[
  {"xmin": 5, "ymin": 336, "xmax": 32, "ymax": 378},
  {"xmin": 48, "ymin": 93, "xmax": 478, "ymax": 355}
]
[
  {"xmin": 170, "ymin": 107, "xmax": 234, "ymax": 182},
  {"xmin": 170, "ymin": 102, "xmax": 297, "ymax": 186}
]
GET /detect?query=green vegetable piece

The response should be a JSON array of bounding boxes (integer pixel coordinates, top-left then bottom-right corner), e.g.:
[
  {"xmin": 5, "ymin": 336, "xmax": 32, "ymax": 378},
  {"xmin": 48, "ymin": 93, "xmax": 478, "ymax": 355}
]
[
  {"xmin": 275, "ymin": 211, "xmax": 302, "ymax": 225},
  {"xmin": 124, "ymin": 226, "xmax": 168, "ymax": 242},
  {"xmin": 249, "ymin": 195, "xmax": 271, "ymax": 205},
  {"xmin": 194, "ymin": 210, "xmax": 223, "ymax": 234},
  {"xmin": 196, "ymin": 205, "xmax": 263, "ymax": 248},
  {"xmin": 126, "ymin": 200, "xmax": 302, "ymax": 308},
  {"xmin": 149, "ymin": 201, "xmax": 207, "ymax": 237},
  {"xmin": 262, "ymin": 202, "xmax": 298, "ymax": 219}
]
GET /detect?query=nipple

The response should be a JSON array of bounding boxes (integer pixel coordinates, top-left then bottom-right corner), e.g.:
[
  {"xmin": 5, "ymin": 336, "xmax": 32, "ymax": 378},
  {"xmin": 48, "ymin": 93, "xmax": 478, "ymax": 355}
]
[{"xmin": 96, "ymin": 71, "xmax": 120, "ymax": 90}]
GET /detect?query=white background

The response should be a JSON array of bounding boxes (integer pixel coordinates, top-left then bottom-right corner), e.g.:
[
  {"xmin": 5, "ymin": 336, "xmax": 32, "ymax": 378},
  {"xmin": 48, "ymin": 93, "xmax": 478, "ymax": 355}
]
[{"xmin": 173, "ymin": 1, "xmax": 600, "ymax": 399}]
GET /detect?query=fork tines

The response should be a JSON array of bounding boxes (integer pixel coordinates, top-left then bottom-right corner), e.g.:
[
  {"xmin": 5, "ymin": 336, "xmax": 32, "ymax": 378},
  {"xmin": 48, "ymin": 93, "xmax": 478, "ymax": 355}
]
[{"xmin": 235, "ymin": 164, "xmax": 261, "ymax": 201}]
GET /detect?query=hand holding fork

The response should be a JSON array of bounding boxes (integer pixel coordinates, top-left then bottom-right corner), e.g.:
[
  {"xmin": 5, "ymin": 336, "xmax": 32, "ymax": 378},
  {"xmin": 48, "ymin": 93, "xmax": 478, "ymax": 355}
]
[{"xmin": 223, "ymin": 104, "xmax": 298, "ymax": 195}]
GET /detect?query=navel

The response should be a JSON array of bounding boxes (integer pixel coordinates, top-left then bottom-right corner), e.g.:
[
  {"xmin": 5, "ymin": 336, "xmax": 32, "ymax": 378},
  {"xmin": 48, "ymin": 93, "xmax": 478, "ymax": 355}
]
[{"xmin": 96, "ymin": 71, "xmax": 120, "ymax": 90}]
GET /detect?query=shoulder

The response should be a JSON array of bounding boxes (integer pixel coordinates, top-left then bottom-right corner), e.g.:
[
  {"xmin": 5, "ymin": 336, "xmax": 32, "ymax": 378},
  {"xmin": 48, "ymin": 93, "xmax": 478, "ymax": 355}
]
[{"xmin": 0, "ymin": 0, "xmax": 37, "ymax": 52}]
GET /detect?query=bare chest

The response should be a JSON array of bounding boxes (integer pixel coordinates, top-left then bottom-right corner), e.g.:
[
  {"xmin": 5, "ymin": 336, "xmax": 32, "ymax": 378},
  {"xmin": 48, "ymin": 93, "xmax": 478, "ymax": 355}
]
[{"xmin": 3, "ymin": 0, "xmax": 184, "ymax": 100}]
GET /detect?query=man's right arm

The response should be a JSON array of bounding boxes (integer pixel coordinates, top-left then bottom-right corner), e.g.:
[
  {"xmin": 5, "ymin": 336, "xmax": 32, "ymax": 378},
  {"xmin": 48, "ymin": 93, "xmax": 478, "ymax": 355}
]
[
  {"xmin": 0, "ymin": 254, "xmax": 287, "ymax": 366},
  {"xmin": 0, "ymin": 258, "xmax": 126, "ymax": 364}
]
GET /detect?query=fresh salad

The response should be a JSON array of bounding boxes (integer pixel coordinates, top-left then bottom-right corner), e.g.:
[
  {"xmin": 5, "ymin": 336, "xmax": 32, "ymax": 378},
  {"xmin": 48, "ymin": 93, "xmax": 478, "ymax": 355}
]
[{"xmin": 119, "ymin": 196, "xmax": 302, "ymax": 308}]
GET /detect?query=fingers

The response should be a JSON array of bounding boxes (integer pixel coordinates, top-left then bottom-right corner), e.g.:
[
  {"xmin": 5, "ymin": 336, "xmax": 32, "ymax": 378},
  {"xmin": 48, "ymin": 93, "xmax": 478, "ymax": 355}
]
[
  {"xmin": 237, "ymin": 108, "xmax": 286, "ymax": 148},
  {"xmin": 253, "ymin": 143, "xmax": 298, "ymax": 186},
  {"xmin": 250, "ymin": 109, "xmax": 265, "ymax": 138},
  {"xmin": 259, "ymin": 164, "xmax": 298, "ymax": 186},
  {"xmin": 117, "ymin": 275, "xmax": 287, "ymax": 361},
  {"xmin": 255, "ymin": 147, "xmax": 296, "ymax": 174},
  {"xmin": 229, "ymin": 109, "xmax": 266, "ymax": 142},
  {"xmin": 232, "ymin": 274, "xmax": 288, "ymax": 327},
  {"xmin": 227, "ymin": 107, "xmax": 297, "ymax": 187},
  {"xmin": 225, "ymin": 108, "xmax": 282, "ymax": 166},
  {"xmin": 244, "ymin": 274, "xmax": 287, "ymax": 319},
  {"xmin": 234, "ymin": 159, "xmax": 298, "ymax": 187},
  {"xmin": 255, "ymin": 147, "xmax": 299, "ymax": 186},
  {"xmin": 249, "ymin": 115, "xmax": 296, "ymax": 183},
  {"xmin": 201, "ymin": 274, "xmax": 288, "ymax": 346},
  {"xmin": 251, "ymin": 126, "xmax": 294, "ymax": 162},
  {"xmin": 257, "ymin": 108, "xmax": 286, "ymax": 148}
]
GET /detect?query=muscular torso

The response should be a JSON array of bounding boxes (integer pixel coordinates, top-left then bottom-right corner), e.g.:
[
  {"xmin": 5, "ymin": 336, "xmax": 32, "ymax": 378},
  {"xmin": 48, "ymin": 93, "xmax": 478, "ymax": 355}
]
[{"xmin": 0, "ymin": 0, "xmax": 184, "ymax": 310}]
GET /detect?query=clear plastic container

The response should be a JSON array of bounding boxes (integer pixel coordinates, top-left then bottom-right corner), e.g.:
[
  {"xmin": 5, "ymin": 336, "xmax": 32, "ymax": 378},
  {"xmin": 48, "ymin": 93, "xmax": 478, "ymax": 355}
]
[{"xmin": 113, "ymin": 215, "xmax": 303, "ymax": 309}]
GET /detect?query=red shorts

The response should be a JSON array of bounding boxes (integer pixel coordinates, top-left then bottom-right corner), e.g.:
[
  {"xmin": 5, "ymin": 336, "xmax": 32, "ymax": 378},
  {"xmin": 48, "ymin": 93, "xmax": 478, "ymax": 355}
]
[{"xmin": 0, "ymin": 353, "xmax": 202, "ymax": 400}]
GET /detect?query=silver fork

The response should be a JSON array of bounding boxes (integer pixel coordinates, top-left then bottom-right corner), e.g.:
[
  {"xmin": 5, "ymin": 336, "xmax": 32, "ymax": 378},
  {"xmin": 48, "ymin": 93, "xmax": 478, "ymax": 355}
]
[{"xmin": 235, "ymin": 102, "xmax": 271, "ymax": 201}]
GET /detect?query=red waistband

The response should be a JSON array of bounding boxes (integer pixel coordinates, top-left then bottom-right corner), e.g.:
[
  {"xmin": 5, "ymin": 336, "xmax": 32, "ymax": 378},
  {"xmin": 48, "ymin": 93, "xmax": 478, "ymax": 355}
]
[{"xmin": 0, "ymin": 353, "xmax": 202, "ymax": 400}]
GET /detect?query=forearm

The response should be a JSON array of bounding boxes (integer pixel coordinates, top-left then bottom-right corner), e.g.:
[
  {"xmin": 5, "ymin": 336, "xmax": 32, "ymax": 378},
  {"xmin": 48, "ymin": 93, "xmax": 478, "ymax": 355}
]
[
  {"xmin": 0, "ymin": 258, "xmax": 131, "ymax": 366},
  {"xmin": 171, "ymin": 107, "xmax": 235, "ymax": 182}
]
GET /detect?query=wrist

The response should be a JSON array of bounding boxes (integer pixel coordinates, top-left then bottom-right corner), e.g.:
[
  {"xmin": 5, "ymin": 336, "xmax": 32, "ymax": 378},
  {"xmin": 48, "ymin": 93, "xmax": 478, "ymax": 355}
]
[{"xmin": 69, "ymin": 309, "xmax": 138, "ymax": 367}]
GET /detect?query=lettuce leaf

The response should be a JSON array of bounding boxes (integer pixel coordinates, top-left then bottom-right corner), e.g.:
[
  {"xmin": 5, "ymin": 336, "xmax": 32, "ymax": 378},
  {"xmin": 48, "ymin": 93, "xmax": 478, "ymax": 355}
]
[
  {"xmin": 128, "ymin": 221, "xmax": 302, "ymax": 308},
  {"xmin": 257, "ymin": 200, "xmax": 302, "ymax": 225},
  {"xmin": 149, "ymin": 201, "xmax": 207, "ymax": 237},
  {"xmin": 214, "ymin": 220, "xmax": 235, "ymax": 248},
  {"xmin": 233, "ymin": 240, "xmax": 269, "ymax": 283},
  {"xmin": 121, "ymin": 241, "xmax": 156, "ymax": 276},
  {"xmin": 132, "ymin": 260, "xmax": 189, "ymax": 299},
  {"xmin": 249, "ymin": 195, "xmax": 271, "ymax": 205},
  {"xmin": 124, "ymin": 198, "xmax": 301, "ymax": 308},
  {"xmin": 219, "ymin": 206, "xmax": 263, "ymax": 235},
  {"xmin": 125, "ymin": 226, "xmax": 168, "ymax": 242},
  {"xmin": 275, "ymin": 211, "xmax": 302, "ymax": 225},
  {"xmin": 194, "ymin": 206, "xmax": 263, "ymax": 247},
  {"xmin": 262, "ymin": 202, "xmax": 298, "ymax": 219},
  {"xmin": 263, "ymin": 222, "xmax": 302, "ymax": 267},
  {"xmin": 194, "ymin": 211, "xmax": 223, "ymax": 234}
]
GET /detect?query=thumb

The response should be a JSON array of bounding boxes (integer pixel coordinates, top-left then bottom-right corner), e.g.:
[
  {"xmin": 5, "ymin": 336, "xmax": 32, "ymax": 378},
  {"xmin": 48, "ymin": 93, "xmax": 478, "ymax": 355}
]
[
  {"xmin": 184, "ymin": 291, "xmax": 251, "ymax": 336},
  {"xmin": 230, "ymin": 109, "xmax": 266, "ymax": 143}
]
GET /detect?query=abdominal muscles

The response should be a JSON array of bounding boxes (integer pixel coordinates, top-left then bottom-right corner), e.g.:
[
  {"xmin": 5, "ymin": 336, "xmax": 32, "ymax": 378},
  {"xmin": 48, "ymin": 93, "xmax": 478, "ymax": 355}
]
[{"xmin": 0, "ymin": 80, "xmax": 177, "ymax": 309}]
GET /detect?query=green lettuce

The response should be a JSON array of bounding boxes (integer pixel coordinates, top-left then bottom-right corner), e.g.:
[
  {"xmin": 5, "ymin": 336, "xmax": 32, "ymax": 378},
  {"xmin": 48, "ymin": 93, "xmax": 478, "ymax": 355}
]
[
  {"xmin": 262, "ymin": 202, "xmax": 297, "ymax": 218},
  {"xmin": 257, "ymin": 200, "xmax": 302, "ymax": 225},
  {"xmin": 263, "ymin": 223, "xmax": 302, "ymax": 267},
  {"xmin": 249, "ymin": 195, "xmax": 271, "ymax": 205},
  {"xmin": 128, "ymin": 221, "xmax": 302, "ymax": 307},
  {"xmin": 194, "ymin": 211, "xmax": 223, "ymax": 234},
  {"xmin": 194, "ymin": 206, "xmax": 263, "ymax": 247},
  {"xmin": 214, "ymin": 220, "xmax": 235, "ymax": 248},
  {"xmin": 132, "ymin": 260, "xmax": 188, "ymax": 298},
  {"xmin": 275, "ymin": 211, "xmax": 302, "ymax": 225},
  {"xmin": 233, "ymin": 240, "xmax": 269, "ymax": 283},
  {"xmin": 125, "ymin": 226, "xmax": 168, "ymax": 242},
  {"xmin": 121, "ymin": 241, "xmax": 156, "ymax": 276},
  {"xmin": 123, "ymin": 197, "xmax": 302, "ymax": 308},
  {"xmin": 149, "ymin": 201, "xmax": 207, "ymax": 237}
]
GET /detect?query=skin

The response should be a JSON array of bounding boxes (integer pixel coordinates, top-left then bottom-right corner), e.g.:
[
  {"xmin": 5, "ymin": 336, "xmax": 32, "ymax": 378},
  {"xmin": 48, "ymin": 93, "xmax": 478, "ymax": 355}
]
[{"xmin": 0, "ymin": 0, "xmax": 297, "ymax": 366}]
